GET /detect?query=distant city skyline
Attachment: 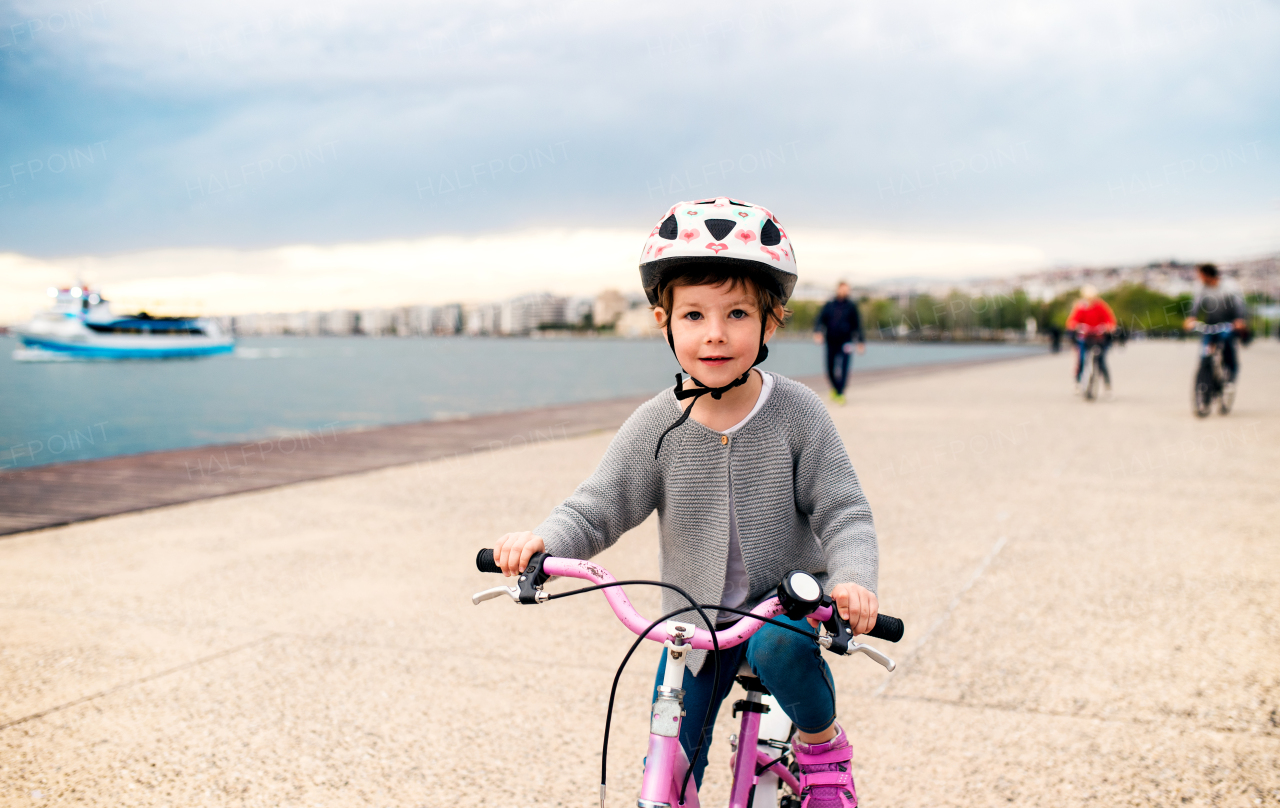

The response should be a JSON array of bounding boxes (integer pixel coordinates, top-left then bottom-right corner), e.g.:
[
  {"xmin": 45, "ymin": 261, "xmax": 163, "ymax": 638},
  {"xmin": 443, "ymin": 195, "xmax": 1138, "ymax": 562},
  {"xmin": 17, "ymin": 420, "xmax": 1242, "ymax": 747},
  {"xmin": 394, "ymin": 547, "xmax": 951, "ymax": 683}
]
[
  {"xmin": 127, "ymin": 254, "xmax": 1280, "ymax": 343},
  {"xmin": 5, "ymin": 226, "xmax": 1278, "ymax": 325}
]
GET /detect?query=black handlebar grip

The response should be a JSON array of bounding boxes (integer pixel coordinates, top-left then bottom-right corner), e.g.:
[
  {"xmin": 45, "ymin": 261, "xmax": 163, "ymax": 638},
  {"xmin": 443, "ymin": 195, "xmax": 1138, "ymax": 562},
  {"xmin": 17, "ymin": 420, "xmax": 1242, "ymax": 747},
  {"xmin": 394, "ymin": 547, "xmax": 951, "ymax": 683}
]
[
  {"xmin": 867, "ymin": 614, "xmax": 904, "ymax": 643},
  {"xmin": 476, "ymin": 548, "xmax": 502, "ymax": 574}
]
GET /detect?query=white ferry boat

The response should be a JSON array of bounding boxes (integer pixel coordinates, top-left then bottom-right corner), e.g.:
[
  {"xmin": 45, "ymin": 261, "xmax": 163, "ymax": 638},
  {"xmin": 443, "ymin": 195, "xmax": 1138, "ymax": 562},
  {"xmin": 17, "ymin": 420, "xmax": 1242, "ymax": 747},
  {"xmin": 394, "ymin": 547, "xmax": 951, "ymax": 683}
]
[{"xmin": 14, "ymin": 287, "xmax": 234, "ymax": 360}]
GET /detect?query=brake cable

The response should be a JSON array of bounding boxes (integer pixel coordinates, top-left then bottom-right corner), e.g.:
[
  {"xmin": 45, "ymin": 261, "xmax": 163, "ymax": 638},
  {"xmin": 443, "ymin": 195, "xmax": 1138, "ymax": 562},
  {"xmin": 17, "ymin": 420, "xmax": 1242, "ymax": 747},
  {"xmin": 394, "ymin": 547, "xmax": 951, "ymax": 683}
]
[{"xmin": 547, "ymin": 580, "xmax": 716, "ymax": 807}]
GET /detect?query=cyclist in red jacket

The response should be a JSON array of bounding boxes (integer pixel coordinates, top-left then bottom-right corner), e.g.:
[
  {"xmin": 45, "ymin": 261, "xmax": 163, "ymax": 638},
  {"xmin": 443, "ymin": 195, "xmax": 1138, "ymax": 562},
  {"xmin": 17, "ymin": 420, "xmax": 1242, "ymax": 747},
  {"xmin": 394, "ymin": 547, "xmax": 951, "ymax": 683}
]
[{"xmin": 1065, "ymin": 285, "xmax": 1117, "ymax": 392}]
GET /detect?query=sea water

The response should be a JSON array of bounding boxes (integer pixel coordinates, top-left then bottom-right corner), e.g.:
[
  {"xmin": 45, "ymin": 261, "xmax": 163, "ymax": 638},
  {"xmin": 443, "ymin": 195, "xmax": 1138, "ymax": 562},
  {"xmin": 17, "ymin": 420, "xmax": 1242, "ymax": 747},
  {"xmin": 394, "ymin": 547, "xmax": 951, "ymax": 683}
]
[{"xmin": 0, "ymin": 336, "xmax": 1041, "ymax": 470}]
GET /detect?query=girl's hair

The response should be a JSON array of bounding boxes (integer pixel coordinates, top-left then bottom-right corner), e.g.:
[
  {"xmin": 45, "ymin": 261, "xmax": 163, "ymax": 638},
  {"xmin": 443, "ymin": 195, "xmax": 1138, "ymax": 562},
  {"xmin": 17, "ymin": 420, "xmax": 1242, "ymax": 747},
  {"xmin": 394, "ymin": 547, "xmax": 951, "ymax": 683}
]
[{"xmin": 651, "ymin": 264, "xmax": 789, "ymax": 330}]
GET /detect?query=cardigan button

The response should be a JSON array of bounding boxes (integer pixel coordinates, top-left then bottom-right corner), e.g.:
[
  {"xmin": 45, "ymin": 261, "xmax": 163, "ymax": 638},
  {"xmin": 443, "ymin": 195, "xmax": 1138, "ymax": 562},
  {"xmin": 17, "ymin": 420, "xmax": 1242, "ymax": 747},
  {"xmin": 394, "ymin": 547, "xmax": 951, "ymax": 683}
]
[{"xmin": 721, "ymin": 435, "xmax": 729, "ymax": 445}]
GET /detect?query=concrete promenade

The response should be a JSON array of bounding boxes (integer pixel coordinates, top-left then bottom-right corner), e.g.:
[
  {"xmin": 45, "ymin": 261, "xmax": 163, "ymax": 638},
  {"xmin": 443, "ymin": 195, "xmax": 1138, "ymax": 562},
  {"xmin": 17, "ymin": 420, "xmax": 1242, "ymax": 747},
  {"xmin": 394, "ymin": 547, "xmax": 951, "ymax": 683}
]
[{"xmin": 2, "ymin": 340, "xmax": 1277, "ymax": 807}]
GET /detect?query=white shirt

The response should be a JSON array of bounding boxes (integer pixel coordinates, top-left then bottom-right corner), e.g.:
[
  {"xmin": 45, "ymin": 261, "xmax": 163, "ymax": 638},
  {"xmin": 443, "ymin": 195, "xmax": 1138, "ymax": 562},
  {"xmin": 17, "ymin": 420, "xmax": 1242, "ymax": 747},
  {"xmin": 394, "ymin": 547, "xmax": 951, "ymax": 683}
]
[{"xmin": 720, "ymin": 371, "xmax": 775, "ymax": 612}]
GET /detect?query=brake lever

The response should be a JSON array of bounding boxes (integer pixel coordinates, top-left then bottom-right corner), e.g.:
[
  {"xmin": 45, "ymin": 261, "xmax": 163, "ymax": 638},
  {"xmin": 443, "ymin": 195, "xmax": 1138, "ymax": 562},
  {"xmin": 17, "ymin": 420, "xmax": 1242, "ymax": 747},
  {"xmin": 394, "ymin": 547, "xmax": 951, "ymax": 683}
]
[
  {"xmin": 471, "ymin": 552, "xmax": 553, "ymax": 606},
  {"xmin": 849, "ymin": 642, "xmax": 896, "ymax": 671},
  {"xmin": 815, "ymin": 633, "xmax": 897, "ymax": 670},
  {"xmin": 471, "ymin": 586, "xmax": 519, "ymax": 605},
  {"xmin": 816, "ymin": 596, "xmax": 897, "ymax": 670}
]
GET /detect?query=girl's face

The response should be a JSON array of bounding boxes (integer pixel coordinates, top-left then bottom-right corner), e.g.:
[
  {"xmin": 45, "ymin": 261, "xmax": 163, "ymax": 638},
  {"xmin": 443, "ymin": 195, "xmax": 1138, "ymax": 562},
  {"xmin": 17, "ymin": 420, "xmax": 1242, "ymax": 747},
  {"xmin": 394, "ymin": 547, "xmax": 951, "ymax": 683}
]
[{"xmin": 654, "ymin": 280, "xmax": 778, "ymax": 387}]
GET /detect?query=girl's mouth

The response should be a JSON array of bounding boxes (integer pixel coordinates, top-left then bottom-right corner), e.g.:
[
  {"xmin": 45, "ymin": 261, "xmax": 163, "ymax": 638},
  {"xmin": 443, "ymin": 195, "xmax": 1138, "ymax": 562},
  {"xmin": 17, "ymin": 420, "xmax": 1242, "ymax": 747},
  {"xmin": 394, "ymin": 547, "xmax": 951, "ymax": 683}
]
[{"xmin": 699, "ymin": 356, "xmax": 733, "ymax": 366}]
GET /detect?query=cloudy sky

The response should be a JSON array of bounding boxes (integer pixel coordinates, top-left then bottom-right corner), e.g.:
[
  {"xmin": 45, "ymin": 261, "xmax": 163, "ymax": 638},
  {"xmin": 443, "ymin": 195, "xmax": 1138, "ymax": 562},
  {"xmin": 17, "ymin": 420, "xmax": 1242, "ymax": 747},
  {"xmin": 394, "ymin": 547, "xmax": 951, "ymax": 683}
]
[{"xmin": 1, "ymin": 0, "xmax": 1278, "ymax": 320}]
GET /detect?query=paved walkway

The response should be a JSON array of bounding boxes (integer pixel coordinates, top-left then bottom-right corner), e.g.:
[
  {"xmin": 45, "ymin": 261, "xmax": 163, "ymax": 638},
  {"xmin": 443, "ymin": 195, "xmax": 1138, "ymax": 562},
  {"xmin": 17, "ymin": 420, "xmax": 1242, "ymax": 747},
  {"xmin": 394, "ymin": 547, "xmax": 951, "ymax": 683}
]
[{"xmin": 1, "ymin": 341, "xmax": 1277, "ymax": 807}]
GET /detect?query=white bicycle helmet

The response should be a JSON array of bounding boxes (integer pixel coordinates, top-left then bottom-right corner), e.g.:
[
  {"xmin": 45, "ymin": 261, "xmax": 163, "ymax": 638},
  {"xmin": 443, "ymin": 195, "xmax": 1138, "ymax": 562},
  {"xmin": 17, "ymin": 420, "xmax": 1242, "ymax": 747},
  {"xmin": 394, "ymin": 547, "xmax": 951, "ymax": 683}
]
[{"xmin": 639, "ymin": 197, "xmax": 798, "ymax": 305}]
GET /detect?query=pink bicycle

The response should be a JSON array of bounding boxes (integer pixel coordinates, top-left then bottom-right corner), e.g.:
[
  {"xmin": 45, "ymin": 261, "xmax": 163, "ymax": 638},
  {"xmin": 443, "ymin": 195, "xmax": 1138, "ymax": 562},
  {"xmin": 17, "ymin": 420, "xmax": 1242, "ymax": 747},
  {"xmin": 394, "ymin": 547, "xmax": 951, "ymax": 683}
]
[{"xmin": 473, "ymin": 550, "xmax": 904, "ymax": 808}]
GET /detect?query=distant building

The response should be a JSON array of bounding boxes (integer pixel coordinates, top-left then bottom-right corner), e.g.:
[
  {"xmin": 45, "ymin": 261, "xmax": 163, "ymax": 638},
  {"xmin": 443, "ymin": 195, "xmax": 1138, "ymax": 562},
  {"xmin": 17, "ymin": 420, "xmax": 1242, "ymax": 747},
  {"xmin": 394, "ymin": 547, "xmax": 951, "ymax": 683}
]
[
  {"xmin": 407, "ymin": 305, "xmax": 434, "ymax": 335},
  {"xmin": 430, "ymin": 303, "xmax": 463, "ymax": 335},
  {"xmin": 287, "ymin": 310, "xmax": 322, "ymax": 335},
  {"xmin": 465, "ymin": 302, "xmax": 503, "ymax": 335},
  {"xmin": 501, "ymin": 293, "xmax": 568, "ymax": 335},
  {"xmin": 593, "ymin": 289, "xmax": 629, "ymax": 328},
  {"xmin": 230, "ymin": 312, "xmax": 290, "ymax": 335},
  {"xmin": 358, "ymin": 308, "xmax": 394, "ymax": 336},
  {"xmin": 566, "ymin": 296, "xmax": 594, "ymax": 328},
  {"xmin": 389, "ymin": 307, "xmax": 413, "ymax": 336},
  {"xmin": 321, "ymin": 310, "xmax": 356, "ymax": 335},
  {"xmin": 615, "ymin": 305, "xmax": 659, "ymax": 338}
]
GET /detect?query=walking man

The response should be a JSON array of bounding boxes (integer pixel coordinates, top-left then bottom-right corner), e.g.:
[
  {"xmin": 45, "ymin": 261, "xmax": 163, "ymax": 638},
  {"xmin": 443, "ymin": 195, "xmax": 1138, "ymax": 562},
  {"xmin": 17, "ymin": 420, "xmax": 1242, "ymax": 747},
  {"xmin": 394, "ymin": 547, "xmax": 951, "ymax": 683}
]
[{"xmin": 812, "ymin": 281, "xmax": 865, "ymax": 404}]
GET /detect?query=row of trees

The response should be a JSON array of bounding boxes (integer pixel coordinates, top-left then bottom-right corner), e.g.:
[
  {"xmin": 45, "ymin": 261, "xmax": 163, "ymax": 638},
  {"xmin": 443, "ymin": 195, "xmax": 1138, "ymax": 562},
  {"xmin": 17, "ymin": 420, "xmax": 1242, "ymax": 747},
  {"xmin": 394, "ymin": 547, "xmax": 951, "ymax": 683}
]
[{"xmin": 785, "ymin": 284, "xmax": 1272, "ymax": 340}]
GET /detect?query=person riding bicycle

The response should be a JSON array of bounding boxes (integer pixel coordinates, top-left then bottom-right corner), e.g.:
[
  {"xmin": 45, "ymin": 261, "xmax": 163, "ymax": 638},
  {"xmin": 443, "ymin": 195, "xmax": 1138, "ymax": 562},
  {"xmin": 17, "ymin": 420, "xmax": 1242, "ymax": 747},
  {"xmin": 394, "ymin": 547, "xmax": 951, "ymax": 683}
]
[
  {"xmin": 492, "ymin": 198, "xmax": 877, "ymax": 808},
  {"xmin": 1065, "ymin": 285, "xmax": 1116, "ymax": 393},
  {"xmin": 1183, "ymin": 263, "xmax": 1246, "ymax": 382}
]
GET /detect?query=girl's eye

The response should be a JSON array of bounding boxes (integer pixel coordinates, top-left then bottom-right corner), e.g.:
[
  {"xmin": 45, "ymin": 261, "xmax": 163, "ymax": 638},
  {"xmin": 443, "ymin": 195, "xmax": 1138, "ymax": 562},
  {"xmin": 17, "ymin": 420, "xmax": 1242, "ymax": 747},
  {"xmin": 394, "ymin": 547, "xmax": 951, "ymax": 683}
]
[
  {"xmin": 729, "ymin": 309, "xmax": 748, "ymax": 319},
  {"xmin": 684, "ymin": 311, "xmax": 702, "ymax": 321}
]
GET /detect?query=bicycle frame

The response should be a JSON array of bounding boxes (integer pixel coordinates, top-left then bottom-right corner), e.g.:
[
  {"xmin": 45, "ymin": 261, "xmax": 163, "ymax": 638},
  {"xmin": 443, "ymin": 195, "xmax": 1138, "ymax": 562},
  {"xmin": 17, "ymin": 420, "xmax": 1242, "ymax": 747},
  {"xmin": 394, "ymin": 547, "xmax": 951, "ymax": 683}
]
[
  {"xmin": 745, "ymin": 688, "xmax": 802, "ymax": 808},
  {"xmin": 729, "ymin": 681, "xmax": 802, "ymax": 808},
  {"xmin": 646, "ymin": 624, "xmax": 802, "ymax": 808}
]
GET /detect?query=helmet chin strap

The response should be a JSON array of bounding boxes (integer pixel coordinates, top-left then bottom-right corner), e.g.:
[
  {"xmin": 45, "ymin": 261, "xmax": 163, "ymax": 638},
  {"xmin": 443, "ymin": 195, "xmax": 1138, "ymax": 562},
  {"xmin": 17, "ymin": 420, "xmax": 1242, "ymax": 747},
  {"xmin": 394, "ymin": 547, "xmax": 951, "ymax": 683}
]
[{"xmin": 654, "ymin": 317, "xmax": 770, "ymax": 459}]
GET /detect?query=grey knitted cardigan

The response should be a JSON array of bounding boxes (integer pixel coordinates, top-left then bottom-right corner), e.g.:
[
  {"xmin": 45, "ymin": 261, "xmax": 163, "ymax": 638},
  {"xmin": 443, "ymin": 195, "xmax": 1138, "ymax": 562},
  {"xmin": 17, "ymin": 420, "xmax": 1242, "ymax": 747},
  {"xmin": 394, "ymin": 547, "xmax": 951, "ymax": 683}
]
[{"xmin": 535, "ymin": 372, "xmax": 878, "ymax": 675}]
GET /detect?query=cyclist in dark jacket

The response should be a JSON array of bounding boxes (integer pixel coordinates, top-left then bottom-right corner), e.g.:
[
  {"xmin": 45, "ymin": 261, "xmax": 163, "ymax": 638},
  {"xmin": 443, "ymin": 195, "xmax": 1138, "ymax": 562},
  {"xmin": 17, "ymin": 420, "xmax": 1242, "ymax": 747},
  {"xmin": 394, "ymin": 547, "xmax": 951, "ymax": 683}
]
[
  {"xmin": 1183, "ymin": 263, "xmax": 1247, "ymax": 380},
  {"xmin": 812, "ymin": 281, "xmax": 865, "ymax": 404}
]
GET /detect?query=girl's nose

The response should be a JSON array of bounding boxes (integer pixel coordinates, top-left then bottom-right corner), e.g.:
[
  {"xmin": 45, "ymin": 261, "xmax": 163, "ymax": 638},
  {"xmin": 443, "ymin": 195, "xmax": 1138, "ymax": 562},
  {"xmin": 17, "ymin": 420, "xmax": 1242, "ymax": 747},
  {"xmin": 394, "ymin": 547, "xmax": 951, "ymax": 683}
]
[{"xmin": 704, "ymin": 317, "xmax": 728, "ymax": 342}]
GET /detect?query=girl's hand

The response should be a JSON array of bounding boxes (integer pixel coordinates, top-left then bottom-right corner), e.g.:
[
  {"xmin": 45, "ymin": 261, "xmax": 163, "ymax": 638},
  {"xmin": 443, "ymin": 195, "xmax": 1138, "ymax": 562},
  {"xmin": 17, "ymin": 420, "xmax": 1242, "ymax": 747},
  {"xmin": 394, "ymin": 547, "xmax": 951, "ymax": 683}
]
[
  {"xmin": 493, "ymin": 532, "xmax": 545, "ymax": 577},
  {"xmin": 809, "ymin": 582, "xmax": 878, "ymax": 636}
]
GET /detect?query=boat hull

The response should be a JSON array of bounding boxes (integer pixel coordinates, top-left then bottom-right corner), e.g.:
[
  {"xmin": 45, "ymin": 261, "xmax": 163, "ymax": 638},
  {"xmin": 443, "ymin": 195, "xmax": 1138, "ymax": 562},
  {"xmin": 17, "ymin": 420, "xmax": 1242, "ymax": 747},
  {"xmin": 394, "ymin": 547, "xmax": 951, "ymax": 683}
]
[{"xmin": 18, "ymin": 335, "xmax": 235, "ymax": 359}]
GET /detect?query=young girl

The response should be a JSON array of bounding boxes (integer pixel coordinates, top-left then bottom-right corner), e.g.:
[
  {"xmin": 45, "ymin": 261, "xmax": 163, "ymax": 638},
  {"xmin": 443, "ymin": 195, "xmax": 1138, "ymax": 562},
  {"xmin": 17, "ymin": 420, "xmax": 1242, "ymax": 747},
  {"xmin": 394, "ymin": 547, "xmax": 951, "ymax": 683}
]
[{"xmin": 493, "ymin": 198, "xmax": 878, "ymax": 808}]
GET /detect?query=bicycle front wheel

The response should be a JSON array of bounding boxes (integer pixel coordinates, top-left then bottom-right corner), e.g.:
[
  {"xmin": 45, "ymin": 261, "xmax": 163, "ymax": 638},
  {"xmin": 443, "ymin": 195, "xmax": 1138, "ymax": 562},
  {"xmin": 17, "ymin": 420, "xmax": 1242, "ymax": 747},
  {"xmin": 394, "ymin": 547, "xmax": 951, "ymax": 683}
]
[
  {"xmin": 1219, "ymin": 377, "xmax": 1236, "ymax": 415},
  {"xmin": 1193, "ymin": 362, "xmax": 1213, "ymax": 418}
]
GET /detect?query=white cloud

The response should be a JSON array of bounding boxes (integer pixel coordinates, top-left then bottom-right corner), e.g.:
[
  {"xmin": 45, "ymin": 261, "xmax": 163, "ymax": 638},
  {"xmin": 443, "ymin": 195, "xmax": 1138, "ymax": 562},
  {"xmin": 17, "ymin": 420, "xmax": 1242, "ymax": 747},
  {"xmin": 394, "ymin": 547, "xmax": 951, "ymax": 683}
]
[{"xmin": 4, "ymin": 0, "xmax": 1277, "ymax": 265}]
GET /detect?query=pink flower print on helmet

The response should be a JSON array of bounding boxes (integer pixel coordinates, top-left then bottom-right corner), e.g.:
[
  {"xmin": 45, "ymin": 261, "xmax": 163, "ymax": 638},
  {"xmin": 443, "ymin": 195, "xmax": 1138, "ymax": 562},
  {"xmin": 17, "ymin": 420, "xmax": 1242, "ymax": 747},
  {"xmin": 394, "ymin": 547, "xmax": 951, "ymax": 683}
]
[{"xmin": 639, "ymin": 197, "xmax": 798, "ymax": 305}]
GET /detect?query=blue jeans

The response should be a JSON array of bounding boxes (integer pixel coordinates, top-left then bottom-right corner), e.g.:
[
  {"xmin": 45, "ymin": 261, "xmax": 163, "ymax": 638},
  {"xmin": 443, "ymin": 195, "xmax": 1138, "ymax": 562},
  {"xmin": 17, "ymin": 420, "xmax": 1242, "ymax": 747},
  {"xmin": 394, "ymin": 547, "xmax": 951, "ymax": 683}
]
[
  {"xmin": 1203, "ymin": 333, "xmax": 1239, "ymax": 380},
  {"xmin": 1074, "ymin": 334, "xmax": 1110, "ymax": 383},
  {"xmin": 651, "ymin": 615, "xmax": 837, "ymax": 787},
  {"xmin": 825, "ymin": 341, "xmax": 852, "ymax": 394}
]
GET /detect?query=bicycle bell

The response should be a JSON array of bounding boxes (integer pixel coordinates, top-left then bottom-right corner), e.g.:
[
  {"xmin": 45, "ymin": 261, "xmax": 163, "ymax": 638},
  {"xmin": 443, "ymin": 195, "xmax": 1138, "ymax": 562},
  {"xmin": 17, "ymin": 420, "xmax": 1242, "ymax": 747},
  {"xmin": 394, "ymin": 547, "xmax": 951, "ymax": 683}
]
[{"xmin": 777, "ymin": 570, "xmax": 823, "ymax": 619}]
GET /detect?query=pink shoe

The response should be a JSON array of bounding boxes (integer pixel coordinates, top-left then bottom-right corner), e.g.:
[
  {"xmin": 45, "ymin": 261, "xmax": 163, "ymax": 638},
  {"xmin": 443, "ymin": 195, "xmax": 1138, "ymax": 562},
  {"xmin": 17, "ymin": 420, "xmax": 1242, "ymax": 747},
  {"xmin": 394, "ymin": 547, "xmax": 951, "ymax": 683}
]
[{"xmin": 792, "ymin": 725, "xmax": 857, "ymax": 808}]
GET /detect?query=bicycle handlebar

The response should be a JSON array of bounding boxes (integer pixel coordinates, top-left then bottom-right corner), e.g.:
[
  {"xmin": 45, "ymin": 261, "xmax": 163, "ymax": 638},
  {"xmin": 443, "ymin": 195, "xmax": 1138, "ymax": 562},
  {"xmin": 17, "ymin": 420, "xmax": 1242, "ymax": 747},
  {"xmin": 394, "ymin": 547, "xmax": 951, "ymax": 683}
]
[
  {"xmin": 474, "ymin": 548, "xmax": 904, "ymax": 648},
  {"xmin": 476, "ymin": 548, "xmax": 502, "ymax": 573}
]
